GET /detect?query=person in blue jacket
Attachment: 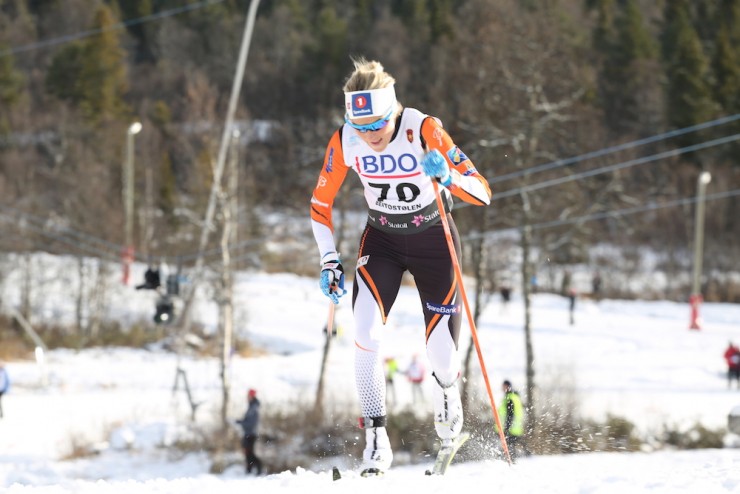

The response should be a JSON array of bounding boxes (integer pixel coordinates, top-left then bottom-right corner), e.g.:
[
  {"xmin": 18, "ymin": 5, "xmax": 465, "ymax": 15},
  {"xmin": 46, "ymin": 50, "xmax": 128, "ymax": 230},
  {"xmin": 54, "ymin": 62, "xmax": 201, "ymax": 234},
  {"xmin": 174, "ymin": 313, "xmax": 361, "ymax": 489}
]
[
  {"xmin": 237, "ymin": 388, "xmax": 262, "ymax": 475},
  {"xmin": 0, "ymin": 362, "xmax": 9, "ymax": 419}
]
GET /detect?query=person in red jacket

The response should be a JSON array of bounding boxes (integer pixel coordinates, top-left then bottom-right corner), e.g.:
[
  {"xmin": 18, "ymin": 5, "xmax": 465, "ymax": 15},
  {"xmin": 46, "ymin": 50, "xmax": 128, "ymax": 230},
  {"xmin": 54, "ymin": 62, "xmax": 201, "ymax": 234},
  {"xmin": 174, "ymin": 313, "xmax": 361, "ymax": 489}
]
[
  {"xmin": 724, "ymin": 342, "xmax": 740, "ymax": 389},
  {"xmin": 405, "ymin": 354, "xmax": 426, "ymax": 405}
]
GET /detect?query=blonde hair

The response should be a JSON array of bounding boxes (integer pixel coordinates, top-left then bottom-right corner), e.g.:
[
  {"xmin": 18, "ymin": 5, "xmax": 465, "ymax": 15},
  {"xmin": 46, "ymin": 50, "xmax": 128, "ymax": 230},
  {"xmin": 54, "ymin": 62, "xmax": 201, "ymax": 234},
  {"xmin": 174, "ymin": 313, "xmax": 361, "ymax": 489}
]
[{"xmin": 343, "ymin": 57, "xmax": 396, "ymax": 93}]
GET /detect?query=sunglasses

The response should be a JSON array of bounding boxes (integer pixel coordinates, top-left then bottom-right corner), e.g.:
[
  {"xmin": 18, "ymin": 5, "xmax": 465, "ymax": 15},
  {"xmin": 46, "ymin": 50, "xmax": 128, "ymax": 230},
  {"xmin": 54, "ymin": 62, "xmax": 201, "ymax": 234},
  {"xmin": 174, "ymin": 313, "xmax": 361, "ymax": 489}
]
[{"xmin": 345, "ymin": 109, "xmax": 394, "ymax": 133}]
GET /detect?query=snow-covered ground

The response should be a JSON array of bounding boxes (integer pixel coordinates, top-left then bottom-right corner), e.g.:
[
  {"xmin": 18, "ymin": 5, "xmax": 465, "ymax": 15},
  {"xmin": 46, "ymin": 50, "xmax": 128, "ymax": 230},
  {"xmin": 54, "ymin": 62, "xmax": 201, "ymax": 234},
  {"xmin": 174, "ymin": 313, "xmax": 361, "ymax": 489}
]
[{"xmin": 1, "ymin": 268, "xmax": 740, "ymax": 493}]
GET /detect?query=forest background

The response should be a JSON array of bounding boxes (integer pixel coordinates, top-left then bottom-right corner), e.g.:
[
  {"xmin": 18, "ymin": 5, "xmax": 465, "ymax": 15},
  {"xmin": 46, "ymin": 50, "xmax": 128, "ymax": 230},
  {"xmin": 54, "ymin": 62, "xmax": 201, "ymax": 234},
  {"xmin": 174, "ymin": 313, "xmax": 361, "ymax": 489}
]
[{"xmin": 1, "ymin": 0, "xmax": 739, "ymax": 307}]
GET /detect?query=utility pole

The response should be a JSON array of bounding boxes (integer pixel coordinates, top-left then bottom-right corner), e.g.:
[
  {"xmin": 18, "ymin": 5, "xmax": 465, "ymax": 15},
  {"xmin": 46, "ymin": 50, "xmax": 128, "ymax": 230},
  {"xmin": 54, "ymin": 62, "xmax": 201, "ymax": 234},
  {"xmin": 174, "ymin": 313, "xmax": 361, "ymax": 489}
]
[
  {"xmin": 689, "ymin": 171, "xmax": 711, "ymax": 330},
  {"xmin": 229, "ymin": 129, "xmax": 240, "ymax": 267},
  {"xmin": 122, "ymin": 121, "xmax": 142, "ymax": 285},
  {"xmin": 218, "ymin": 129, "xmax": 240, "ymax": 427},
  {"xmin": 176, "ymin": 0, "xmax": 260, "ymax": 330},
  {"xmin": 143, "ymin": 143, "xmax": 154, "ymax": 259},
  {"xmin": 169, "ymin": 0, "xmax": 260, "ymax": 453},
  {"xmin": 218, "ymin": 190, "xmax": 235, "ymax": 428}
]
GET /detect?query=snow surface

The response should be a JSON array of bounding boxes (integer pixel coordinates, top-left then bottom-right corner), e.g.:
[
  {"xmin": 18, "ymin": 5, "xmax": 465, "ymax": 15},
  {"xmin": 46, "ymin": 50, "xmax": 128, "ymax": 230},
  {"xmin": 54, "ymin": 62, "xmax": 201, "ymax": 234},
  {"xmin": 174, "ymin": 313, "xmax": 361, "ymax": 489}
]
[{"xmin": 1, "ymin": 268, "xmax": 740, "ymax": 493}]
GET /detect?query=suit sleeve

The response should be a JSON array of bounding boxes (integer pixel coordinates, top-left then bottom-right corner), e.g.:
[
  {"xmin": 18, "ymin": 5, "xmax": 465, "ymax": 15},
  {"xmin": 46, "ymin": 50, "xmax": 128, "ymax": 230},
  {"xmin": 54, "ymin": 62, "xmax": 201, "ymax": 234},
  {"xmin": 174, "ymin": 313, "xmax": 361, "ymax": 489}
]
[
  {"xmin": 421, "ymin": 117, "xmax": 492, "ymax": 206},
  {"xmin": 310, "ymin": 130, "xmax": 350, "ymax": 259}
]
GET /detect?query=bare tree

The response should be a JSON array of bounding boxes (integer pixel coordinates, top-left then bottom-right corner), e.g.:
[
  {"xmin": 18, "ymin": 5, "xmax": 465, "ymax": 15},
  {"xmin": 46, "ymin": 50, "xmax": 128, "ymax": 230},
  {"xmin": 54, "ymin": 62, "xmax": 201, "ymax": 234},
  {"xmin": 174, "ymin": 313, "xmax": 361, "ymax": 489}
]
[
  {"xmin": 426, "ymin": 0, "xmax": 606, "ymax": 438},
  {"xmin": 460, "ymin": 223, "xmax": 496, "ymax": 408},
  {"xmin": 313, "ymin": 311, "xmax": 333, "ymax": 418}
]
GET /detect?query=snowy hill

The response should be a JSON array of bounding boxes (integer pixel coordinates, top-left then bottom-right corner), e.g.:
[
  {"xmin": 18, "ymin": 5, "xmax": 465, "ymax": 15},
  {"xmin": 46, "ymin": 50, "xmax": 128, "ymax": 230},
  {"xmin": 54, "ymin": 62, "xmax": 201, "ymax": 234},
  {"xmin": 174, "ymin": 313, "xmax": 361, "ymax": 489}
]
[{"xmin": 1, "ymin": 266, "xmax": 740, "ymax": 493}]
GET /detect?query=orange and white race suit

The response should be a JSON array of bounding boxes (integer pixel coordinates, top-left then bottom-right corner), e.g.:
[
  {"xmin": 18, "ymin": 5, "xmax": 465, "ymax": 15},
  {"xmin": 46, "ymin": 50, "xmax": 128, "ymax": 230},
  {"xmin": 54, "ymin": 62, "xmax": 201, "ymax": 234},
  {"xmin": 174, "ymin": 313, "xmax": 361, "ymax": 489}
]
[{"xmin": 310, "ymin": 108, "xmax": 491, "ymax": 420}]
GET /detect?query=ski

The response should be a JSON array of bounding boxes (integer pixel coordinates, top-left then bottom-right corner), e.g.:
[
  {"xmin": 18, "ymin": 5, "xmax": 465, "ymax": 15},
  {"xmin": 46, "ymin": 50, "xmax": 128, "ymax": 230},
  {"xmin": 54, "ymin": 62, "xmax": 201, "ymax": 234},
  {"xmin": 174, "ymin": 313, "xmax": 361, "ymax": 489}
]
[
  {"xmin": 331, "ymin": 466, "xmax": 384, "ymax": 481},
  {"xmin": 360, "ymin": 467, "xmax": 385, "ymax": 478},
  {"xmin": 424, "ymin": 431, "xmax": 471, "ymax": 476},
  {"xmin": 331, "ymin": 432, "xmax": 470, "ymax": 480}
]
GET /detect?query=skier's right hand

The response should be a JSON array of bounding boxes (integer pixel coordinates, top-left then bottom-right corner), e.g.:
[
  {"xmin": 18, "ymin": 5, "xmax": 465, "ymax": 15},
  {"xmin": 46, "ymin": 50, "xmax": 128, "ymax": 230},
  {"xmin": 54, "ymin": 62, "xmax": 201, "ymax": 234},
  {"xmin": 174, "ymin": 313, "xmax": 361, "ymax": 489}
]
[{"xmin": 319, "ymin": 252, "xmax": 346, "ymax": 304}]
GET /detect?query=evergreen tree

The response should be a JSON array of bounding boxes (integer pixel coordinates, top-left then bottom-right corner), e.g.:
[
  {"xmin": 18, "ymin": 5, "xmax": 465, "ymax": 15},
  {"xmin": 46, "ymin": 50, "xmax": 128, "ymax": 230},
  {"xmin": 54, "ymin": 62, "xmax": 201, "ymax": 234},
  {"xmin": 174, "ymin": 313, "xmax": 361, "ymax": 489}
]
[
  {"xmin": 711, "ymin": 0, "xmax": 740, "ymax": 162},
  {"xmin": 712, "ymin": 0, "xmax": 740, "ymax": 111},
  {"xmin": 427, "ymin": 0, "xmax": 454, "ymax": 42},
  {"xmin": 388, "ymin": 0, "xmax": 432, "ymax": 63},
  {"xmin": 78, "ymin": 5, "xmax": 129, "ymax": 123},
  {"xmin": 45, "ymin": 42, "xmax": 87, "ymax": 103},
  {"xmin": 245, "ymin": 0, "xmax": 313, "ymax": 117},
  {"xmin": 589, "ymin": 0, "xmax": 617, "ymax": 55},
  {"xmin": 390, "ymin": 0, "xmax": 430, "ymax": 33},
  {"xmin": 593, "ymin": 0, "xmax": 654, "ymax": 135},
  {"xmin": 314, "ymin": 4, "xmax": 348, "ymax": 66},
  {"xmin": 46, "ymin": 5, "xmax": 129, "ymax": 123},
  {"xmin": 712, "ymin": 27, "xmax": 740, "ymax": 113},
  {"xmin": 661, "ymin": 0, "xmax": 715, "ymax": 150},
  {"xmin": 117, "ymin": 0, "xmax": 155, "ymax": 63},
  {"xmin": 305, "ymin": 3, "xmax": 348, "ymax": 110},
  {"xmin": 690, "ymin": 0, "xmax": 718, "ymax": 48},
  {"xmin": 350, "ymin": 0, "xmax": 374, "ymax": 43},
  {"xmin": 158, "ymin": 151, "xmax": 176, "ymax": 218},
  {"xmin": 0, "ymin": 2, "xmax": 30, "ymax": 112},
  {"xmin": 0, "ymin": 43, "xmax": 24, "ymax": 108},
  {"xmin": 0, "ymin": 42, "xmax": 24, "ymax": 135}
]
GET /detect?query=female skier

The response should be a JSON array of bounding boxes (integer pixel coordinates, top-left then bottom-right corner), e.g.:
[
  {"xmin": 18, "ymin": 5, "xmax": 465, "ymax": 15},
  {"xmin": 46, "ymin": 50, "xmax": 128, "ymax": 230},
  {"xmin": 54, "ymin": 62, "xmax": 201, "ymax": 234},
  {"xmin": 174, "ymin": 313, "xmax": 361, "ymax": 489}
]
[{"xmin": 310, "ymin": 57, "xmax": 492, "ymax": 475}]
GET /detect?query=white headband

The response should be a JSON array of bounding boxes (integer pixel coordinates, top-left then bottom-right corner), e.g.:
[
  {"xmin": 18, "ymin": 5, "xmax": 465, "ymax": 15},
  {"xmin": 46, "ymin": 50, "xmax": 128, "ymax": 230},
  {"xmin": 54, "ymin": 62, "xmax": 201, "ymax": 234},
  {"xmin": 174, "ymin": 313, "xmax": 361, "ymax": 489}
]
[{"xmin": 344, "ymin": 85, "xmax": 397, "ymax": 119}]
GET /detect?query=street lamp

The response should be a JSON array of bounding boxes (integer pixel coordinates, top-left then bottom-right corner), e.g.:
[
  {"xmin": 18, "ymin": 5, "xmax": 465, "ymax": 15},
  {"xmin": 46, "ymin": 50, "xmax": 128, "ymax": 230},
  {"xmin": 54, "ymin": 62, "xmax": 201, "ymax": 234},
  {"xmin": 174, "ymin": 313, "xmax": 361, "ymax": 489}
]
[
  {"xmin": 122, "ymin": 121, "xmax": 142, "ymax": 285},
  {"xmin": 689, "ymin": 171, "xmax": 711, "ymax": 330}
]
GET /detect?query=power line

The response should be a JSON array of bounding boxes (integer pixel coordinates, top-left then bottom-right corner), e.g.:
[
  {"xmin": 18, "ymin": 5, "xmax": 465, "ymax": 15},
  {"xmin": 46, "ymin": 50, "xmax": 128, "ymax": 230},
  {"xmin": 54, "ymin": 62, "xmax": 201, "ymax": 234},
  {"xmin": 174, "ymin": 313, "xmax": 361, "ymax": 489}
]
[
  {"xmin": 490, "ymin": 113, "xmax": 740, "ymax": 185},
  {"xmin": 0, "ymin": 212, "xmax": 119, "ymax": 261},
  {"xmin": 0, "ymin": 0, "xmax": 227, "ymax": 58},
  {"xmin": 176, "ymin": 237, "xmax": 264, "ymax": 263},
  {"xmin": 0, "ymin": 204, "xmax": 121, "ymax": 253},
  {"xmin": 3, "ymin": 187, "xmax": 738, "ymax": 269},
  {"xmin": 493, "ymin": 133, "xmax": 740, "ymax": 200},
  {"xmin": 2, "ymin": 132, "xmax": 737, "ymax": 264},
  {"xmin": 513, "ymin": 189, "xmax": 740, "ymax": 234},
  {"xmin": 180, "ymin": 185, "xmax": 740, "ymax": 263},
  {"xmin": 464, "ymin": 189, "xmax": 740, "ymax": 241},
  {"xmin": 5, "ymin": 187, "xmax": 737, "ymax": 269},
  {"xmin": 0, "ymin": 200, "xmax": 260, "ymax": 266}
]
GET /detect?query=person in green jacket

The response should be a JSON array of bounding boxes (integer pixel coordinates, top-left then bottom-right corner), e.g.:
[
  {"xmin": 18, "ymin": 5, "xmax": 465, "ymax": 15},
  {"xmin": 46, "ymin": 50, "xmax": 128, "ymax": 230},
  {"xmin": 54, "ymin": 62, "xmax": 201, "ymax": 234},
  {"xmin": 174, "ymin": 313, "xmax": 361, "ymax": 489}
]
[
  {"xmin": 497, "ymin": 379, "xmax": 526, "ymax": 460},
  {"xmin": 384, "ymin": 357, "xmax": 399, "ymax": 406}
]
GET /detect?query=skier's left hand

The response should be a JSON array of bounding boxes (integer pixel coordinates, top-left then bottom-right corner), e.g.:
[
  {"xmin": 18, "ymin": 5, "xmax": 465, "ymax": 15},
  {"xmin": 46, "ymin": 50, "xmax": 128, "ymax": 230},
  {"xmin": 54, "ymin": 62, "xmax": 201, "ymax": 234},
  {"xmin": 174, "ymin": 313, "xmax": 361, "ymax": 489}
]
[{"xmin": 421, "ymin": 149, "xmax": 452, "ymax": 186}]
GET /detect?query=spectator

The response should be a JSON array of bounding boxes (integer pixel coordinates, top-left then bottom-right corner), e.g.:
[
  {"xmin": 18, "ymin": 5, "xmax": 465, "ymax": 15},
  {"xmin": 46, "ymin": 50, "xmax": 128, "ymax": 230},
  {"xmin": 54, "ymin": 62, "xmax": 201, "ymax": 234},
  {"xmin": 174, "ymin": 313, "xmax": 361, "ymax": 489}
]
[
  {"xmin": 724, "ymin": 342, "xmax": 740, "ymax": 389},
  {"xmin": 568, "ymin": 288, "xmax": 577, "ymax": 326},
  {"xmin": 499, "ymin": 283, "xmax": 512, "ymax": 314},
  {"xmin": 135, "ymin": 266, "xmax": 161, "ymax": 290},
  {"xmin": 592, "ymin": 271, "xmax": 602, "ymax": 299},
  {"xmin": 0, "ymin": 362, "xmax": 8, "ymax": 419},
  {"xmin": 384, "ymin": 357, "xmax": 399, "ymax": 406},
  {"xmin": 561, "ymin": 270, "xmax": 572, "ymax": 296},
  {"xmin": 405, "ymin": 354, "xmax": 426, "ymax": 404},
  {"xmin": 496, "ymin": 380, "xmax": 526, "ymax": 461},
  {"xmin": 236, "ymin": 389, "xmax": 263, "ymax": 475}
]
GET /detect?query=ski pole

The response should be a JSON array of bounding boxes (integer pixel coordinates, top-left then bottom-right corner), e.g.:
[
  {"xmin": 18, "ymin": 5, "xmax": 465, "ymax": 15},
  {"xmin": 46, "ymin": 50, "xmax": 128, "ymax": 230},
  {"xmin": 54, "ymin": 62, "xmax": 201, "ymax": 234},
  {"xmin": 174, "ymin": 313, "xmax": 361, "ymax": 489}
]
[
  {"xmin": 431, "ymin": 180, "xmax": 513, "ymax": 465},
  {"xmin": 325, "ymin": 281, "xmax": 341, "ymax": 336},
  {"xmin": 326, "ymin": 301, "xmax": 336, "ymax": 337}
]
